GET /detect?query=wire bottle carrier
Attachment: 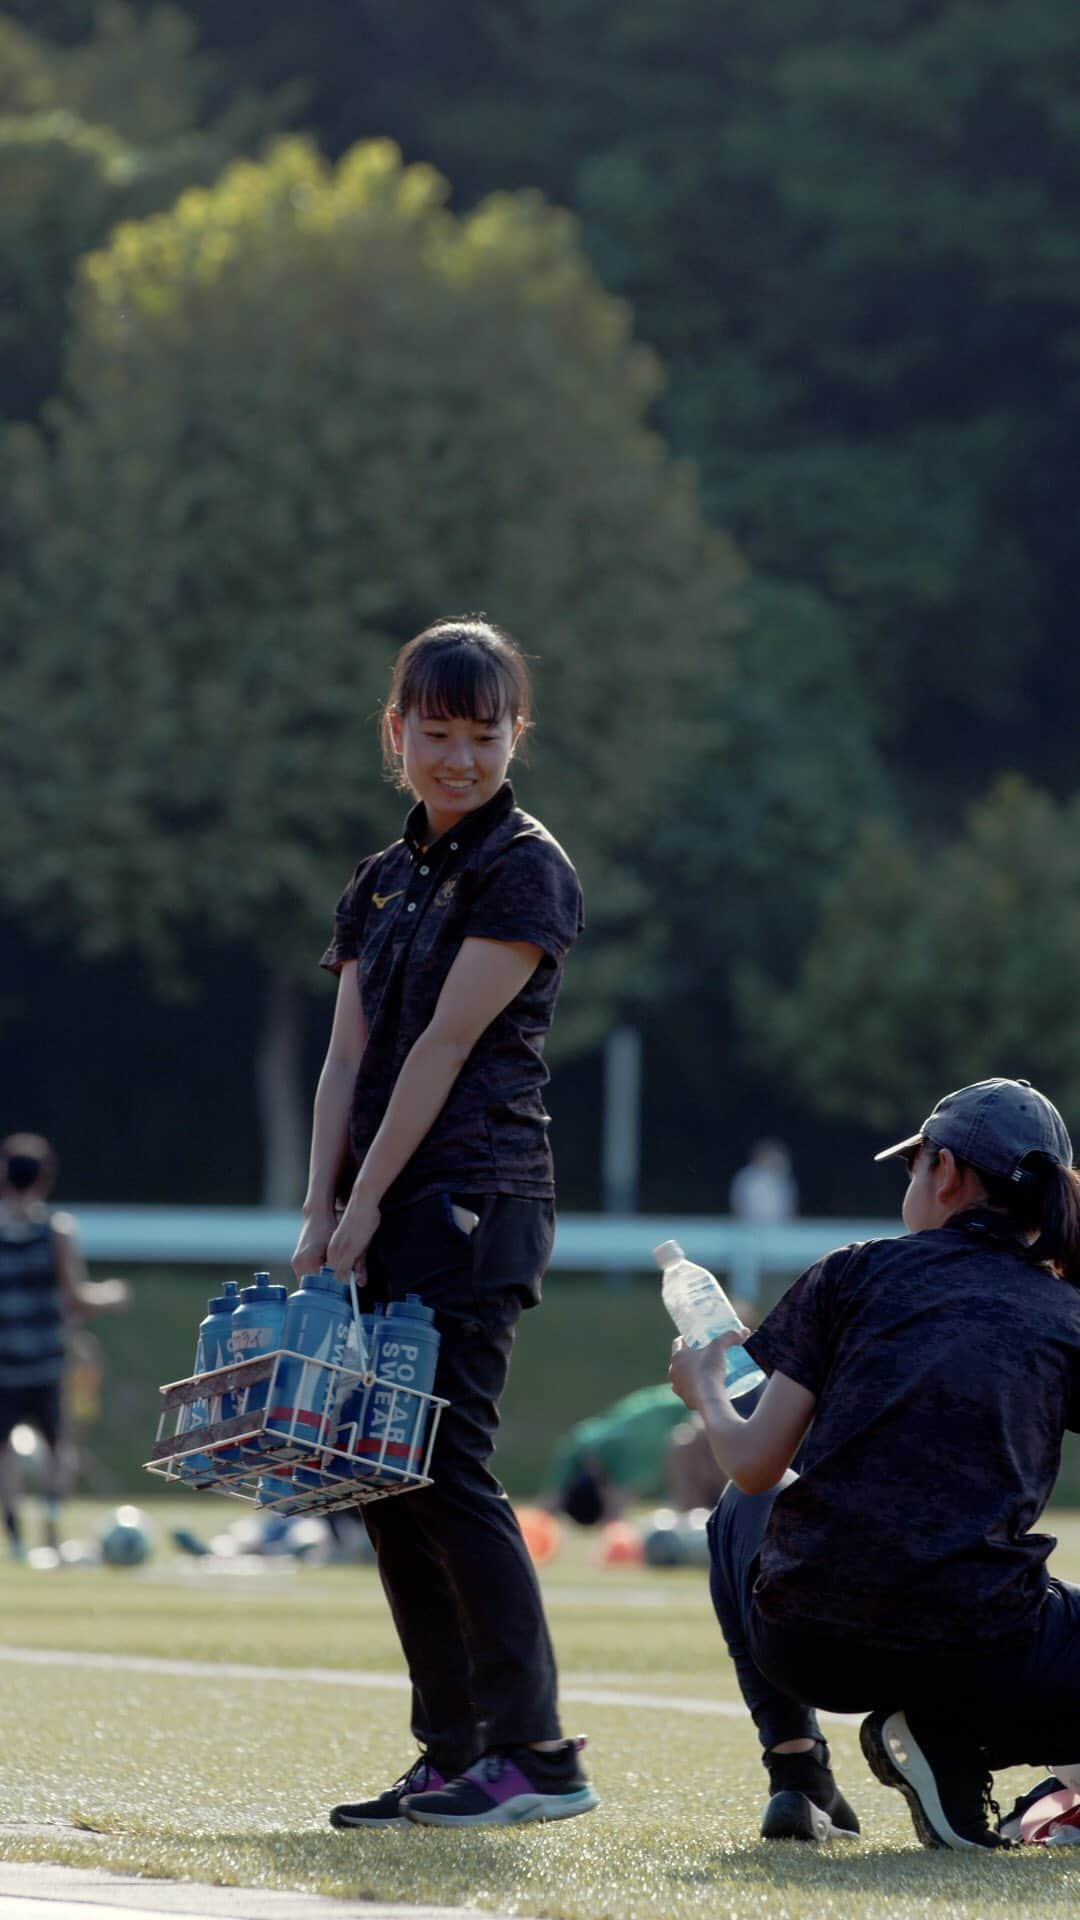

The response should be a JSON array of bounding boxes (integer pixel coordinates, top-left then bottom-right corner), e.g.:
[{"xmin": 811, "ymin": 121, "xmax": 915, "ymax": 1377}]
[{"xmin": 144, "ymin": 1290, "xmax": 448, "ymax": 1514}]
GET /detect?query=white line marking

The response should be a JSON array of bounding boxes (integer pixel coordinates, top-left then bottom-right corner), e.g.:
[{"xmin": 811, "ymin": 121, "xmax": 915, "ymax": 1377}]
[{"xmin": 0, "ymin": 1646, "xmax": 856, "ymax": 1723}]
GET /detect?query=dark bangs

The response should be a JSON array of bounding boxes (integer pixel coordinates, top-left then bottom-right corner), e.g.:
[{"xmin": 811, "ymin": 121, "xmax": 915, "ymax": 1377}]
[{"xmin": 408, "ymin": 642, "xmax": 512, "ymax": 727}]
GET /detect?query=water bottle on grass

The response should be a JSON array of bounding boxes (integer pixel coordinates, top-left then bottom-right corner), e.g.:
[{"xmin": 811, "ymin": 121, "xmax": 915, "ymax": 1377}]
[{"xmin": 654, "ymin": 1240, "xmax": 765, "ymax": 1399}]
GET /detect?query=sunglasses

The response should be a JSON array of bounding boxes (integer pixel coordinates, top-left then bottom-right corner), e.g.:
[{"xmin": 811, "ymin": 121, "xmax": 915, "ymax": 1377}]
[{"xmin": 899, "ymin": 1138, "xmax": 930, "ymax": 1176}]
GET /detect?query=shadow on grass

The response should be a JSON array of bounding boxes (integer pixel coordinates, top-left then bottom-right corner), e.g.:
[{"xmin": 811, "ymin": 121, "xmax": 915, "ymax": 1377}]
[{"xmin": 668, "ymin": 1841, "xmax": 1079, "ymax": 1904}]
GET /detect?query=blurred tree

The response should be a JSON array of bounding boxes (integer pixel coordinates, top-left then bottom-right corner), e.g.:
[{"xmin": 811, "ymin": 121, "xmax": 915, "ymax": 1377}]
[
  {"xmin": 0, "ymin": 137, "xmax": 748, "ymax": 1203},
  {"xmin": 0, "ymin": 5, "xmax": 299, "ymax": 420},
  {"xmin": 741, "ymin": 777, "xmax": 1080, "ymax": 1132},
  {"xmin": 227, "ymin": 0, "xmax": 1078, "ymax": 812}
]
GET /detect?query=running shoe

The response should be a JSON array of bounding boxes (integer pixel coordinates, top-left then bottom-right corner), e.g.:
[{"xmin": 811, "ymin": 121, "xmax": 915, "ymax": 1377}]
[
  {"xmin": 329, "ymin": 1754, "xmax": 446, "ymax": 1829},
  {"xmin": 403, "ymin": 1737, "xmax": 599, "ymax": 1827},
  {"xmin": 861, "ymin": 1709, "xmax": 1006, "ymax": 1850},
  {"xmin": 762, "ymin": 1738, "xmax": 860, "ymax": 1842}
]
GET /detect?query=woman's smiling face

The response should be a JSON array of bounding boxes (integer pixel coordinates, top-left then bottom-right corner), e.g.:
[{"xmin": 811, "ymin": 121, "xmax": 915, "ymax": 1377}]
[{"xmin": 390, "ymin": 705, "xmax": 522, "ymax": 839}]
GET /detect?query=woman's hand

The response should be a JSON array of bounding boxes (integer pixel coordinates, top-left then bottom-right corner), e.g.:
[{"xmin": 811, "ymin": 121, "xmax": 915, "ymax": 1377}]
[
  {"xmin": 325, "ymin": 1188, "xmax": 381, "ymax": 1284},
  {"xmin": 668, "ymin": 1328, "xmax": 749, "ymax": 1412},
  {"xmin": 291, "ymin": 1209, "xmax": 337, "ymax": 1281}
]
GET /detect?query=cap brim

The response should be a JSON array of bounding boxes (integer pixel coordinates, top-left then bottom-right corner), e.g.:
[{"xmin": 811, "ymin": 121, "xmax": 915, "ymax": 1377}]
[{"xmin": 873, "ymin": 1132, "xmax": 923, "ymax": 1164}]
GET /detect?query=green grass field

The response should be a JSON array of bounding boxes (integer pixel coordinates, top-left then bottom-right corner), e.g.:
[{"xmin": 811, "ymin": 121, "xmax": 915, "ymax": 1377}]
[{"xmin": 1, "ymin": 1498, "xmax": 1078, "ymax": 1918}]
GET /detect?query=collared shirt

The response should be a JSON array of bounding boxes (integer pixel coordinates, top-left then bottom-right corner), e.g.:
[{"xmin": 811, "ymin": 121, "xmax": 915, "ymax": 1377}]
[
  {"xmin": 320, "ymin": 782, "xmax": 584, "ymax": 1210},
  {"xmin": 745, "ymin": 1208, "xmax": 1080, "ymax": 1651}
]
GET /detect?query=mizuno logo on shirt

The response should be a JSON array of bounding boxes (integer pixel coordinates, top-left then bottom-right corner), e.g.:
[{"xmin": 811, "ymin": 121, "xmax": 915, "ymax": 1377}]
[{"xmin": 372, "ymin": 890, "xmax": 405, "ymax": 909}]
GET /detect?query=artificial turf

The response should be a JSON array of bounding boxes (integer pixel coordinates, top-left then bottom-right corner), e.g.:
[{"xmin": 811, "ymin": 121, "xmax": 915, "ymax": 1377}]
[{"xmin": 1, "ymin": 1499, "xmax": 1078, "ymax": 1919}]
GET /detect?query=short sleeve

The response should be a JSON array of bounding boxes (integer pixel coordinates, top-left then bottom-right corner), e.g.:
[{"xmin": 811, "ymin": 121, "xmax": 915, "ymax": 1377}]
[
  {"xmin": 465, "ymin": 833, "xmax": 584, "ymax": 963},
  {"xmin": 319, "ymin": 856, "xmax": 377, "ymax": 974},
  {"xmin": 744, "ymin": 1246, "xmax": 857, "ymax": 1398}
]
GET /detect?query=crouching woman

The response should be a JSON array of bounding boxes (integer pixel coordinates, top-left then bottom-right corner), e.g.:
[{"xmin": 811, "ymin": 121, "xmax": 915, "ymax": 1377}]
[{"xmin": 671, "ymin": 1079, "xmax": 1080, "ymax": 1850}]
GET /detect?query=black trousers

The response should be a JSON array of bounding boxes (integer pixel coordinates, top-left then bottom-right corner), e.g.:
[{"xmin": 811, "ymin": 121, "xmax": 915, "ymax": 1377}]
[
  {"xmin": 709, "ymin": 1468, "xmax": 1080, "ymax": 1773},
  {"xmin": 0, "ymin": 1380, "xmax": 62, "ymax": 1452},
  {"xmin": 359, "ymin": 1191, "xmax": 561, "ymax": 1776}
]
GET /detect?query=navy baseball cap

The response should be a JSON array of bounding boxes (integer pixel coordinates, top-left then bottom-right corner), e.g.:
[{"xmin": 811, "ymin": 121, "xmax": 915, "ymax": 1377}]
[{"xmin": 874, "ymin": 1078, "xmax": 1073, "ymax": 1183}]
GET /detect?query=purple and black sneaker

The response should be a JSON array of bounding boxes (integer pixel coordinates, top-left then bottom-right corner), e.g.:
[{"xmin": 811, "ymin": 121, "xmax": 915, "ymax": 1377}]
[
  {"xmin": 402, "ymin": 1737, "xmax": 599, "ymax": 1827},
  {"xmin": 329, "ymin": 1754, "xmax": 446, "ymax": 1828}
]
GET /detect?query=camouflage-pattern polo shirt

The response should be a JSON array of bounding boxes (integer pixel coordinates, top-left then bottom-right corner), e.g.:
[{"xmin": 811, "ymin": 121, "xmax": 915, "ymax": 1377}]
[
  {"xmin": 320, "ymin": 781, "xmax": 584, "ymax": 1211},
  {"xmin": 745, "ymin": 1208, "xmax": 1080, "ymax": 1651}
]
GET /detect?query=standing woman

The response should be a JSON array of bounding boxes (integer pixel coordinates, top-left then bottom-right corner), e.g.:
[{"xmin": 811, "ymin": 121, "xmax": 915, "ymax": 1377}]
[{"xmin": 292, "ymin": 615, "xmax": 597, "ymax": 1830}]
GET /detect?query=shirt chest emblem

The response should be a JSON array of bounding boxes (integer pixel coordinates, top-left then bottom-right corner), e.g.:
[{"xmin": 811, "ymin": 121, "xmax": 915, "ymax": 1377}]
[
  {"xmin": 371, "ymin": 889, "xmax": 405, "ymax": 910},
  {"xmin": 435, "ymin": 877, "xmax": 458, "ymax": 907}
]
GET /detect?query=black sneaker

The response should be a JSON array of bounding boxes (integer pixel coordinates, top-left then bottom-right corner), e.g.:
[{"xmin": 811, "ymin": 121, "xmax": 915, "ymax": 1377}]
[
  {"xmin": 329, "ymin": 1755, "xmax": 446, "ymax": 1829},
  {"xmin": 860, "ymin": 1710, "xmax": 1006, "ymax": 1851},
  {"xmin": 761, "ymin": 1738, "xmax": 861, "ymax": 1842},
  {"xmin": 402, "ymin": 1737, "xmax": 599, "ymax": 1827}
]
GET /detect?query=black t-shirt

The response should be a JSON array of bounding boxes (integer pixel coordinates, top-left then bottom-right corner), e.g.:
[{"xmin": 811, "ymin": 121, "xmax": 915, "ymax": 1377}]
[
  {"xmin": 745, "ymin": 1209, "xmax": 1080, "ymax": 1651},
  {"xmin": 321, "ymin": 781, "xmax": 584, "ymax": 1210}
]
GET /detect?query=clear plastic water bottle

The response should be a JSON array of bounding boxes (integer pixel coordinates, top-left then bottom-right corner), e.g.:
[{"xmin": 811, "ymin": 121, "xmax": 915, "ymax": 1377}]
[{"xmin": 654, "ymin": 1240, "xmax": 765, "ymax": 1399}]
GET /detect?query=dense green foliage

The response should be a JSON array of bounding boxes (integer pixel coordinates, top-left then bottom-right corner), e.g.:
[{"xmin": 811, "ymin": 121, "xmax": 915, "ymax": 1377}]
[
  {"xmin": 744, "ymin": 778, "xmax": 1080, "ymax": 1130},
  {"xmin": 0, "ymin": 6, "xmax": 292, "ymax": 420},
  {"xmin": 1, "ymin": 136, "xmax": 739, "ymax": 1022}
]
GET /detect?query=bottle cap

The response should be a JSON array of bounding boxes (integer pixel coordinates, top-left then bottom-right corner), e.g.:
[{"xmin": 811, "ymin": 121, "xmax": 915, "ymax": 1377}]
[
  {"xmin": 653, "ymin": 1240, "xmax": 684, "ymax": 1270},
  {"xmin": 239, "ymin": 1278, "xmax": 288, "ymax": 1304},
  {"xmin": 387, "ymin": 1294, "xmax": 435, "ymax": 1324}
]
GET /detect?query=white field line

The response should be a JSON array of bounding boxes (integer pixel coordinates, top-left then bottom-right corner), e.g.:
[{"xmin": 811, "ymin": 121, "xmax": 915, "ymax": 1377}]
[{"xmin": 0, "ymin": 1645, "xmax": 856, "ymax": 1723}]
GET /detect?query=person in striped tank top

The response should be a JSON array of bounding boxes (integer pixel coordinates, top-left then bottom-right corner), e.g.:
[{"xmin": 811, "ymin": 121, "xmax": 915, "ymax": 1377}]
[{"xmin": 0, "ymin": 1134, "xmax": 126, "ymax": 1557}]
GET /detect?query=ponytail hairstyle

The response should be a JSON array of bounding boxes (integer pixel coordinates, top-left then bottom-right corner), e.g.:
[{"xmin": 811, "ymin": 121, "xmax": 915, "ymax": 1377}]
[
  {"xmin": 929, "ymin": 1144, "xmax": 1080, "ymax": 1289},
  {"xmin": 1016, "ymin": 1156, "xmax": 1080, "ymax": 1290}
]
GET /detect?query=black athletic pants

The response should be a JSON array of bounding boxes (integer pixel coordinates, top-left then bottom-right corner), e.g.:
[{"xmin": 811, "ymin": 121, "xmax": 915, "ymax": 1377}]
[
  {"xmin": 0, "ymin": 1380, "xmax": 63, "ymax": 1452},
  {"xmin": 709, "ymin": 1468, "xmax": 1080, "ymax": 1772},
  {"xmin": 359, "ymin": 1192, "xmax": 561, "ymax": 1777}
]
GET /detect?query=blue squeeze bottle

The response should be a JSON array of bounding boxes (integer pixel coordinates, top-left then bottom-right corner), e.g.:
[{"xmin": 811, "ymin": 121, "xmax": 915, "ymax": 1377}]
[
  {"xmin": 264, "ymin": 1268, "xmax": 356, "ymax": 1459},
  {"xmin": 227, "ymin": 1272, "xmax": 288, "ymax": 1454},
  {"xmin": 654, "ymin": 1240, "xmax": 765, "ymax": 1399},
  {"xmin": 360, "ymin": 1295, "xmax": 441, "ymax": 1478},
  {"xmin": 291, "ymin": 1307, "xmax": 373, "ymax": 1497},
  {"xmin": 176, "ymin": 1278, "xmax": 240, "ymax": 1483}
]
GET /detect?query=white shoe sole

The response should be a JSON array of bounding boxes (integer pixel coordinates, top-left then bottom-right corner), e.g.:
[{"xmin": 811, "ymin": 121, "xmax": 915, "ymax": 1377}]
[
  {"xmin": 862, "ymin": 1711, "xmax": 992, "ymax": 1852},
  {"xmin": 405, "ymin": 1786, "xmax": 599, "ymax": 1827}
]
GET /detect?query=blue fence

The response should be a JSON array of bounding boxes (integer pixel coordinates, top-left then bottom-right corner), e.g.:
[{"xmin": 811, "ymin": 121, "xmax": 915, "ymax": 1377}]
[{"xmin": 71, "ymin": 1206, "xmax": 900, "ymax": 1302}]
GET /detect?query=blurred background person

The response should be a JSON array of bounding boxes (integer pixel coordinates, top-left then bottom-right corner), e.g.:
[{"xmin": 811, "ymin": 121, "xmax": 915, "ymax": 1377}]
[
  {"xmin": 545, "ymin": 1382, "xmax": 728, "ymax": 1527},
  {"xmin": 730, "ymin": 1140, "xmax": 799, "ymax": 1226},
  {"xmin": 0, "ymin": 1133, "xmax": 126, "ymax": 1557}
]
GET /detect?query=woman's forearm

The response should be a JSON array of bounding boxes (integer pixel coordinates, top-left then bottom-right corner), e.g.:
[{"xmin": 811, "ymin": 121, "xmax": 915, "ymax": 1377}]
[
  {"xmin": 303, "ymin": 1055, "xmax": 359, "ymax": 1215},
  {"xmin": 696, "ymin": 1380, "xmax": 768, "ymax": 1491},
  {"xmin": 351, "ymin": 1029, "xmax": 470, "ymax": 1206}
]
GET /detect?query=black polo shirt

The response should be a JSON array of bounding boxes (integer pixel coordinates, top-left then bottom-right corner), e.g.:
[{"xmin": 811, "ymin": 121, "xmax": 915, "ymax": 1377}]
[
  {"xmin": 745, "ymin": 1209, "xmax": 1080, "ymax": 1651},
  {"xmin": 320, "ymin": 782, "xmax": 584, "ymax": 1211}
]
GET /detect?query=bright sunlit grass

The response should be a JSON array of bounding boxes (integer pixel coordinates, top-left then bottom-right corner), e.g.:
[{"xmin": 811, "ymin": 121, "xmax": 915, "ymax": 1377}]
[{"xmin": 1, "ymin": 1500, "xmax": 1078, "ymax": 1918}]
